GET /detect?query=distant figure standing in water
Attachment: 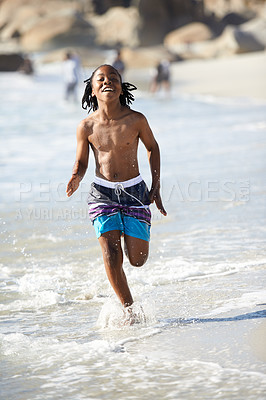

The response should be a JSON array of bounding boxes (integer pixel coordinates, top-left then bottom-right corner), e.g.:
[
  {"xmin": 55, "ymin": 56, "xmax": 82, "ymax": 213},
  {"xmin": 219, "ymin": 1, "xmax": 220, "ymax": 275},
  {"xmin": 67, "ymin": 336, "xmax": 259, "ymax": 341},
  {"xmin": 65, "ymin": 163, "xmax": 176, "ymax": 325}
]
[
  {"xmin": 150, "ymin": 59, "xmax": 171, "ymax": 94},
  {"xmin": 19, "ymin": 55, "xmax": 34, "ymax": 75},
  {"xmin": 63, "ymin": 52, "xmax": 79, "ymax": 101},
  {"xmin": 112, "ymin": 50, "xmax": 126, "ymax": 80},
  {"xmin": 66, "ymin": 64, "xmax": 166, "ymax": 320}
]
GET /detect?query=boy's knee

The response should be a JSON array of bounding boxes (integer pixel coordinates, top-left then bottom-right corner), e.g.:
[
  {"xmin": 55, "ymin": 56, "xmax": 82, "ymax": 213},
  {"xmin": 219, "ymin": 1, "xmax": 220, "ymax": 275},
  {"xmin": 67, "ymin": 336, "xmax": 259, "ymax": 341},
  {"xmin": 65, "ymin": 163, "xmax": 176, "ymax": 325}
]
[
  {"xmin": 129, "ymin": 252, "xmax": 148, "ymax": 267},
  {"xmin": 124, "ymin": 236, "xmax": 149, "ymax": 267},
  {"xmin": 131, "ymin": 259, "xmax": 146, "ymax": 267}
]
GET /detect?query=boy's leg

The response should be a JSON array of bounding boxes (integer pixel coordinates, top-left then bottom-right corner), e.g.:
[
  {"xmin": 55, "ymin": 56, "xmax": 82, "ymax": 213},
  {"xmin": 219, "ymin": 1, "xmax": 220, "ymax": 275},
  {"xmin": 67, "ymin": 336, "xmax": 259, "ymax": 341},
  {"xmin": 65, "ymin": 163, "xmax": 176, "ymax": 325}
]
[
  {"xmin": 124, "ymin": 235, "xmax": 149, "ymax": 267},
  {"xmin": 122, "ymin": 215, "xmax": 150, "ymax": 266},
  {"xmin": 98, "ymin": 230, "xmax": 133, "ymax": 307}
]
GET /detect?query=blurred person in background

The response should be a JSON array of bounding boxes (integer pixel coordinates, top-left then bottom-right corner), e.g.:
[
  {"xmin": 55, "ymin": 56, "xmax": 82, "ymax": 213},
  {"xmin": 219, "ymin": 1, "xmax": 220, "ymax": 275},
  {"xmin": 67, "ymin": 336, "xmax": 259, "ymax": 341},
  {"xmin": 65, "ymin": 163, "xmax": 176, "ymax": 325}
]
[
  {"xmin": 19, "ymin": 55, "xmax": 34, "ymax": 75},
  {"xmin": 150, "ymin": 59, "xmax": 171, "ymax": 95},
  {"xmin": 112, "ymin": 50, "xmax": 126, "ymax": 80},
  {"xmin": 63, "ymin": 51, "xmax": 80, "ymax": 102}
]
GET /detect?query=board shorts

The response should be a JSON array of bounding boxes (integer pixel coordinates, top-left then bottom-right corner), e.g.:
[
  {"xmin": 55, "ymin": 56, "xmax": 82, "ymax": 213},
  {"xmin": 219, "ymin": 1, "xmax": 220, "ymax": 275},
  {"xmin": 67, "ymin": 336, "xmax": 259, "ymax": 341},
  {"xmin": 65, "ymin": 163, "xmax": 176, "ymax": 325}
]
[{"xmin": 87, "ymin": 175, "xmax": 151, "ymax": 241}]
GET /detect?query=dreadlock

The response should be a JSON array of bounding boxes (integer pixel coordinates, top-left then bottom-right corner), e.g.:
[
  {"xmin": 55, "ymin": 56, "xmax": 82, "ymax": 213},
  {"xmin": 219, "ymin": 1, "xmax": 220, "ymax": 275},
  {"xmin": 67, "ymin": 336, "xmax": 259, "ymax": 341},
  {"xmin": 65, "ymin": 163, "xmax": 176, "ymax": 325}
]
[{"xmin": 82, "ymin": 64, "xmax": 137, "ymax": 113}]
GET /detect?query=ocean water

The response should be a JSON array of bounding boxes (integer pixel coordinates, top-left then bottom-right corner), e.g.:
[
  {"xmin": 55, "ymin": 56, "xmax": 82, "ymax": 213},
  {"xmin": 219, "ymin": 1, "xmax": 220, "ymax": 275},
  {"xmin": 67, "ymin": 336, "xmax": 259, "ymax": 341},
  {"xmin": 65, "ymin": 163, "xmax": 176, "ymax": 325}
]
[{"xmin": 0, "ymin": 64, "xmax": 266, "ymax": 400}]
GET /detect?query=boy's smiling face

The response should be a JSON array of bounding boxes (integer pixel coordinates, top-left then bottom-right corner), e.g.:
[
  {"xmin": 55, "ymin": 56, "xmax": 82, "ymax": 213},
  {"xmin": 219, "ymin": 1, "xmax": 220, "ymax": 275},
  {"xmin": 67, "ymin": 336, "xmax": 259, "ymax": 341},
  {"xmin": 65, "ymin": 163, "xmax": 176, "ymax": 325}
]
[{"xmin": 91, "ymin": 65, "xmax": 123, "ymax": 101}]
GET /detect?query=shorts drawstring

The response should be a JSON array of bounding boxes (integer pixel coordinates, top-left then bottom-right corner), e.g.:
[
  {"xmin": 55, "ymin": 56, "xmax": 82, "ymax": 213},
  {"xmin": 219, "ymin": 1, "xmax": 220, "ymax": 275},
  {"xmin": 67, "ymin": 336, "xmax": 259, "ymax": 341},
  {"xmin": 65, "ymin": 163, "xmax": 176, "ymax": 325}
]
[
  {"xmin": 114, "ymin": 183, "xmax": 123, "ymax": 203},
  {"xmin": 114, "ymin": 182, "xmax": 149, "ymax": 210}
]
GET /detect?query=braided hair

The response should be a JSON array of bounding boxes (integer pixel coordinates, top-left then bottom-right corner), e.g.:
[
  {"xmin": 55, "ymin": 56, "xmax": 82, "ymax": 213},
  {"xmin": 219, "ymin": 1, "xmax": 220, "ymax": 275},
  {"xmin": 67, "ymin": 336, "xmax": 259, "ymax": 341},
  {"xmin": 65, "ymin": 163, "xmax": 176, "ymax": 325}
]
[{"xmin": 82, "ymin": 64, "xmax": 137, "ymax": 113}]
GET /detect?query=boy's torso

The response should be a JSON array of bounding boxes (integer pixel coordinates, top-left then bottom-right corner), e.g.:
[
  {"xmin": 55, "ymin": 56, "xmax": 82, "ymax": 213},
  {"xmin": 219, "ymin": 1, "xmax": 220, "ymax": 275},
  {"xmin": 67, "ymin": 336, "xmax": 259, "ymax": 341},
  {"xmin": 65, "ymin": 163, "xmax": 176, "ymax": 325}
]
[{"xmin": 85, "ymin": 108, "xmax": 142, "ymax": 181}]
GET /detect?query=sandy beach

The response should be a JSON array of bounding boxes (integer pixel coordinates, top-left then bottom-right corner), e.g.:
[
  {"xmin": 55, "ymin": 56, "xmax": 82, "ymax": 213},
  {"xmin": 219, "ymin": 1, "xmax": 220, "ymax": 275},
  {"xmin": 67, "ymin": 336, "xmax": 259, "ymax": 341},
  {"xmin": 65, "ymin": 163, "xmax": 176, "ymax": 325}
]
[
  {"xmin": 170, "ymin": 51, "xmax": 266, "ymax": 100},
  {"xmin": 126, "ymin": 51, "xmax": 266, "ymax": 100}
]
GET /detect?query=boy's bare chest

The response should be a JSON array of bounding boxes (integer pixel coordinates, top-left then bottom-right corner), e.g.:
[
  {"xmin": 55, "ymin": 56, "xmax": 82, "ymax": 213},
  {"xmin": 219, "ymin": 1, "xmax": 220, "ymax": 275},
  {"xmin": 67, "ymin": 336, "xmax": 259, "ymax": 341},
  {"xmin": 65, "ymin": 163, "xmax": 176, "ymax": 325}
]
[{"xmin": 90, "ymin": 121, "xmax": 138, "ymax": 150}]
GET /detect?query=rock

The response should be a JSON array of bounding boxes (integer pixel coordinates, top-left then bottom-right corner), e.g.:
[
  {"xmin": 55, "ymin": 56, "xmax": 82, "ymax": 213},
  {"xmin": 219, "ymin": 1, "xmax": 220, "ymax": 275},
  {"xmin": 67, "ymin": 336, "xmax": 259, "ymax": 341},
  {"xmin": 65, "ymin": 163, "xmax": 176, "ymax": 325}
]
[
  {"xmin": 20, "ymin": 10, "xmax": 95, "ymax": 51},
  {"xmin": 138, "ymin": 0, "xmax": 202, "ymax": 46},
  {"xmin": 192, "ymin": 26, "xmax": 239, "ymax": 58},
  {"xmin": 1, "ymin": 0, "xmax": 266, "ymax": 61},
  {"xmin": 234, "ymin": 17, "xmax": 266, "ymax": 52},
  {"xmin": 163, "ymin": 16, "xmax": 266, "ymax": 60},
  {"xmin": 90, "ymin": 6, "xmax": 140, "ymax": 47},
  {"xmin": 0, "ymin": 0, "xmax": 80, "ymax": 30},
  {"xmin": 164, "ymin": 25, "xmax": 239, "ymax": 60},
  {"xmin": 122, "ymin": 46, "xmax": 174, "ymax": 68},
  {"xmin": 204, "ymin": 0, "xmax": 249, "ymax": 19},
  {"xmin": 92, "ymin": 0, "xmax": 132, "ymax": 15},
  {"xmin": 0, "ymin": 53, "xmax": 24, "ymax": 71},
  {"xmin": 0, "ymin": 0, "xmax": 29, "ymax": 30},
  {"xmin": 221, "ymin": 11, "xmax": 256, "ymax": 26},
  {"xmin": 164, "ymin": 23, "xmax": 213, "ymax": 48},
  {"xmin": 0, "ymin": 0, "xmax": 95, "ymax": 49},
  {"xmin": 0, "ymin": 6, "xmax": 41, "ymax": 41}
]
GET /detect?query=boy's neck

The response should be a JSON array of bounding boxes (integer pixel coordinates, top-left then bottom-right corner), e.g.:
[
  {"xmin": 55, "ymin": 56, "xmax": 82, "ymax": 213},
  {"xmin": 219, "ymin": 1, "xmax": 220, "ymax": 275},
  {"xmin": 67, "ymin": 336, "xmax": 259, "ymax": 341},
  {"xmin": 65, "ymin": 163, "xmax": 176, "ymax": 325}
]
[{"xmin": 98, "ymin": 100, "xmax": 124, "ymax": 121}]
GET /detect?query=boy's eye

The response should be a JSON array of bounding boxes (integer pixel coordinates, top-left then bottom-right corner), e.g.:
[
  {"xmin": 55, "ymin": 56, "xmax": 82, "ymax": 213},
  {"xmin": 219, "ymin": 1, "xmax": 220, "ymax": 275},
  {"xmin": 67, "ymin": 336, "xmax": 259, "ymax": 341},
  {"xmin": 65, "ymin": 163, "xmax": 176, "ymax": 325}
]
[{"xmin": 96, "ymin": 76, "xmax": 119, "ymax": 83}]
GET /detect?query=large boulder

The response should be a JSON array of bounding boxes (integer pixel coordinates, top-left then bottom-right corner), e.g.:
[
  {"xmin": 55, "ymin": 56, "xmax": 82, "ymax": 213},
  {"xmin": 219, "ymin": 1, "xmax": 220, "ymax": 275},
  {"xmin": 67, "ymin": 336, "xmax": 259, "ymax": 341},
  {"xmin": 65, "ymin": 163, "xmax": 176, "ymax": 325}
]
[
  {"xmin": 163, "ymin": 25, "xmax": 239, "ymax": 60},
  {"xmin": 0, "ymin": 0, "xmax": 29, "ymax": 30},
  {"xmin": 221, "ymin": 10, "xmax": 256, "ymax": 26},
  {"xmin": 204, "ymin": 0, "xmax": 250, "ymax": 19},
  {"xmin": 138, "ymin": 0, "xmax": 202, "ymax": 46},
  {"xmin": 122, "ymin": 46, "xmax": 174, "ymax": 68},
  {"xmin": 92, "ymin": 0, "xmax": 131, "ymax": 15},
  {"xmin": 0, "ymin": 0, "xmax": 80, "ymax": 30},
  {"xmin": 0, "ymin": 6, "xmax": 41, "ymax": 41},
  {"xmin": 20, "ymin": 9, "xmax": 95, "ymax": 51},
  {"xmin": 90, "ymin": 7, "xmax": 140, "ymax": 47},
  {"xmin": 0, "ymin": 53, "xmax": 24, "ymax": 71},
  {"xmin": 164, "ymin": 23, "xmax": 213, "ymax": 48},
  {"xmin": 163, "ymin": 15, "xmax": 266, "ymax": 59},
  {"xmin": 234, "ymin": 17, "xmax": 266, "ymax": 52},
  {"xmin": 192, "ymin": 26, "xmax": 239, "ymax": 58}
]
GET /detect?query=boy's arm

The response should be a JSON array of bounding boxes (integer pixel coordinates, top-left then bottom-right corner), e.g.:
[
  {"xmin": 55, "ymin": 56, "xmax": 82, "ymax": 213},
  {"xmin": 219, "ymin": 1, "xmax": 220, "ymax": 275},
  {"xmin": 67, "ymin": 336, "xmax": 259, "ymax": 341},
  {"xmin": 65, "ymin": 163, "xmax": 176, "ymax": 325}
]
[
  {"xmin": 138, "ymin": 114, "xmax": 167, "ymax": 216},
  {"xmin": 66, "ymin": 121, "xmax": 89, "ymax": 197}
]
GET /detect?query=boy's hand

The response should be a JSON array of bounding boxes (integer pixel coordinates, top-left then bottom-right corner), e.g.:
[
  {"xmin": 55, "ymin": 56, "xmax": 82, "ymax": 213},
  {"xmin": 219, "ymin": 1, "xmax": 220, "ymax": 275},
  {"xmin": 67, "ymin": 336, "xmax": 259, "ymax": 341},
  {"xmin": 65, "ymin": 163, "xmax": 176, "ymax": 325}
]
[
  {"xmin": 66, "ymin": 174, "xmax": 80, "ymax": 197},
  {"xmin": 149, "ymin": 187, "xmax": 167, "ymax": 216}
]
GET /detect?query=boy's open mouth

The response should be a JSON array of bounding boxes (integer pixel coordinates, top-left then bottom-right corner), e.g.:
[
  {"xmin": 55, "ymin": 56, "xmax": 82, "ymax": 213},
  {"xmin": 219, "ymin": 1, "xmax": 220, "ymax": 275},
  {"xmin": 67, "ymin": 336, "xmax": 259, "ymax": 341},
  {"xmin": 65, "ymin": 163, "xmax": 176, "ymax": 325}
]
[{"xmin": 102, "ymin": 87, "xmax": 114, "ymax": 92}]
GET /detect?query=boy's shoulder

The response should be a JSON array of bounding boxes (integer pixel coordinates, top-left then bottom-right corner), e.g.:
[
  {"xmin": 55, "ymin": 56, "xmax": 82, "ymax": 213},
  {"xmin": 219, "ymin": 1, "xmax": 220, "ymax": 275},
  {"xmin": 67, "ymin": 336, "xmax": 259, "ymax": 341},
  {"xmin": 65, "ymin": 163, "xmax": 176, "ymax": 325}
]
[
  {"xmin": 125, "ymin": 108, "xmax": 147, "ymax": 122},
  {"xmin": 78, "ymin": 113, "xmax": 96, "ymax": 130},
  {"xmin": 76, "ymin": 116, "xmax": 94, "ymax": 139}
]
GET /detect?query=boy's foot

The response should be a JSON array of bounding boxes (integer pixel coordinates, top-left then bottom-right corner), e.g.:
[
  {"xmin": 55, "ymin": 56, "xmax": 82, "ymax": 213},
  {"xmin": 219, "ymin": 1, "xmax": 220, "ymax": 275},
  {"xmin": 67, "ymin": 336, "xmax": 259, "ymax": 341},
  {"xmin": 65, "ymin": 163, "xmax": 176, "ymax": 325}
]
[{"xmin": 124, "ymin": 305, "xmax": 146, "ymax": 325}]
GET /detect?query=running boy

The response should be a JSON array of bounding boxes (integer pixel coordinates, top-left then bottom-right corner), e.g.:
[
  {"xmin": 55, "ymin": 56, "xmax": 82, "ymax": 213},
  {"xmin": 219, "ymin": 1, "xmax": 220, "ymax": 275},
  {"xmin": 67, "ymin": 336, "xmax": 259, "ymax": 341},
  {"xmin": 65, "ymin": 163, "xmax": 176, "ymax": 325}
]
[{"xmin": 66, "ymin": 64, "xmax": 166, "ymax": 310}]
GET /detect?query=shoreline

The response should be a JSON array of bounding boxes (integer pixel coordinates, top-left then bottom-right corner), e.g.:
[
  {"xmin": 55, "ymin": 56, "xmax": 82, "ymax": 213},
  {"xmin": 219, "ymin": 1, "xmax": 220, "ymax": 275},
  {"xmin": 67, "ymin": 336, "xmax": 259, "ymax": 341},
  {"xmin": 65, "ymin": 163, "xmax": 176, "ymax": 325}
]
[{"xmin": 2, "ymin": 50, "xmax": 265, "ymax": 101}]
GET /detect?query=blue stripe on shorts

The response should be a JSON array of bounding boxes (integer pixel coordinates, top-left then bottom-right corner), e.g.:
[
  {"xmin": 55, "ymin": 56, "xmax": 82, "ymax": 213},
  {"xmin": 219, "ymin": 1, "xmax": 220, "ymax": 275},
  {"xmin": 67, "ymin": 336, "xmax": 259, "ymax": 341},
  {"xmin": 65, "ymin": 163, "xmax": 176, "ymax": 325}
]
[{"xmin": 93, "ymin": 212, "xmax": 150, "ymax": 242}]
